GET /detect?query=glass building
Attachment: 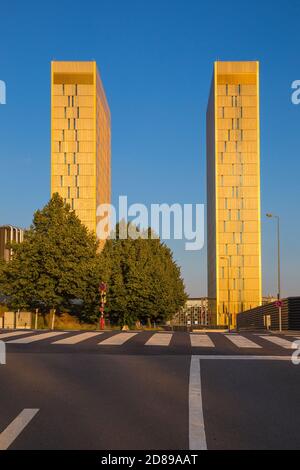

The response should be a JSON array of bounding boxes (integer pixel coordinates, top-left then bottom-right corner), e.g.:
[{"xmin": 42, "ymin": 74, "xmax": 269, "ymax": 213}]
[
  {"xmin": 207, "ymin": 61, "xmax": 262, "ymax": 327},
  {"xmin": 51, "ymin": 61, "xmax": 111, "ymax": 249}
]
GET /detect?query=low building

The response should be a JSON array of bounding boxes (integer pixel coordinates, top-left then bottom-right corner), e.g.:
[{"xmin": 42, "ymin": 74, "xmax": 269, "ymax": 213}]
[
  {"xmin": 172, "ymin": 298, "xmax": 209, "ymax": 328},
  {"xmin": 0, "ymin": 225, "xmax": 24, "ymax": 261},
  {"xmin": 262, "ymin": 295, "xmax": 277, "ymax": 305}
]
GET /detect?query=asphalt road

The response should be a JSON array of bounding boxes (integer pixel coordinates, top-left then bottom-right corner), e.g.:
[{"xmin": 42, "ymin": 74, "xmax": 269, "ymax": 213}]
[{"xmin": 0, "ymin": 330, "xmax": 300, "ymax": 450}]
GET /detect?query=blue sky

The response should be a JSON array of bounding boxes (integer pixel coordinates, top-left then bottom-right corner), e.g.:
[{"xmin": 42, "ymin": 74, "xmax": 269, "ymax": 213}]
[{"xmin": 0, "ymin": 0, "xmax": 299, "ymax": 298}]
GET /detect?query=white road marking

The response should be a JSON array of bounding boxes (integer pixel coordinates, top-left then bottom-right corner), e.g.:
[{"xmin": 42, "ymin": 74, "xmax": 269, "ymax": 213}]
[
  {"xmin": 260, "ymin": 336, "xmax": 298, "ymax": 349},
  {"xmin": 7, "ymin": 331, "xmax": 66, "ymax": 344},
  {"xmin": 190, "ymin": 334, "xmax": 215, "ymax": 348},
  {"xmin": 225, "ymin": 334, "xmax": 262, "ymax": 349},
  {"xmin": 145, "ymin": 333, "xmax": 173, "ymax": 346},
  {"xmin": 98, "ymin": 333, "xmax": 137, "ymax": 345},
  {"xmin": 192, "ymin": 355, "xmax": 292, "ymax": 361},
  {"xmin": 0, "ymin": 331, "xmax": 33, "ymax": 340},
  {"xmin": 189, "ymin": 356, "xmax": 207, "ymax": 450},
  {"xmin": 0, "ymin": 409, "xmax": 39, "ymax": 450},
  {"xmin": 52, "ymin": 332, "xmax": 103, "ymax": 344}
]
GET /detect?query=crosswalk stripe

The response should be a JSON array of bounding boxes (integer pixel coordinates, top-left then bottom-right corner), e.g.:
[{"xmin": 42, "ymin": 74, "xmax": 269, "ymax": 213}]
[
  {"xmin": 7, "ymin": 331, "xmax": 66, "ymax": 344},
  {"xmin": 98, "ymin": 333, "xmax": 137, "ymax": 345},
  {"xmin": 260, "ymin": 335, "xmax": 298, "ymax": 349},
  {"xmin": 0, "ymin": 331, "xmax": 33, "ymax": 340},
  {"xmin": 225, "ymin": 334, "xmax": 262, "ymax": 349},
  {"xmin": 52, "ymin": 332, "xmax": 104, "ymax": 344},
  {"xmin": 145, "ymin": 333, "xmax": 173, "ymax": 346},
  {"xmin": 190, "ymin": 334, "xmax": 214, "ymax": 348}
]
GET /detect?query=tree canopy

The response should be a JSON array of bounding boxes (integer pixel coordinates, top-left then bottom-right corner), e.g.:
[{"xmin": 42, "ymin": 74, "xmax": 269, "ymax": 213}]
[
  {"xmin": 0, "ymin": 196, "xmax": 187, "ymax": 326},
  {"xmin": 0, "ymin": 194, "xmax": 105, "ymax": 320},
  {"xmin": 100, "ymin": 223, "xmax": 187, "ymax": 327}
]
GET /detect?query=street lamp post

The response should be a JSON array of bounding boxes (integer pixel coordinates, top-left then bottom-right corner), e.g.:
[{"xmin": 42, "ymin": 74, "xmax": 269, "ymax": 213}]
[
  {"xmin": 266, "ymin": 213, "xmax": 282, "ymax": 332},
  {"xmin": 220, "ymin": 256, "xmax": 231, "ymax": 332}
]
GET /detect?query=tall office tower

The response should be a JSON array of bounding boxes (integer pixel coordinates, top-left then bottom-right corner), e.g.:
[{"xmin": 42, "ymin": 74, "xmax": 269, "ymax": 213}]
[
  {"xmin": 207, "ymin": 61, "xmax": 262, "ymax": 327},
  {"xmin": 51, "ymin": 61, "xmax": 111, "ymax": 249}
]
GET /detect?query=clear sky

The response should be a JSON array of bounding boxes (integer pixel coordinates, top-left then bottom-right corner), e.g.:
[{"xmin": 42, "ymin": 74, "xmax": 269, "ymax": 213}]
[{"xmin": 0, "ymin": 0, "xmax": 299, "ymax": 298}]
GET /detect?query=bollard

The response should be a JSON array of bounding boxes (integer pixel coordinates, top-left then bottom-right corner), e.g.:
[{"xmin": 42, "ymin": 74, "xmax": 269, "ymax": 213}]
[{"xmin": 0, "ymin": 341, "xmax": 6, "ymax": 365}]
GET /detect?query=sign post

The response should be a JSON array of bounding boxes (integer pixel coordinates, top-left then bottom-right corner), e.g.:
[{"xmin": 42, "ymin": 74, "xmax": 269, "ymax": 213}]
[
  {"xmin": 276, "ymin": 300, "xmax": 283, "ymax": 332},
  {"xmin": 99, "ymin": 282, "xmax": 107, "ymax": 330}
]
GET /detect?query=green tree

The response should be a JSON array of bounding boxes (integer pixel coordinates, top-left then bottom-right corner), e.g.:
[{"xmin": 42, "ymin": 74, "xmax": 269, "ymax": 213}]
[
  {"xmin": 100, "ymin": 223, "xmax": 187, "ymax": 327},
  {"xmin": 0, "ymin": 202, "xmax": 187, "ymax": 328},
  {"xmin": 0, "ymin": 257, "xmax": 5, "ymax": 277},
  {"xmin": 0, "ymin": 194, "xmax": 104, "ymax": 320}
]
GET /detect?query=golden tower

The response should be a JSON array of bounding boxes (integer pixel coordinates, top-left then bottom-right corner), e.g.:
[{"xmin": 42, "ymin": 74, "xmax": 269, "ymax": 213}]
[
  {"xmin": 207, "ymin": 61, "xmax": 262, "ymax": 327},
  {"xmin": 51, "ymin": 61, "xmax": 111, "ymax": 248}
]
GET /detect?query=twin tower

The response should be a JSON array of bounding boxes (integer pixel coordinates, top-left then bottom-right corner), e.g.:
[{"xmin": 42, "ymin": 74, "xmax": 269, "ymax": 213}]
[{"xmin": 50, "ymin": 60, "xmax": 262, "ymax": 327}]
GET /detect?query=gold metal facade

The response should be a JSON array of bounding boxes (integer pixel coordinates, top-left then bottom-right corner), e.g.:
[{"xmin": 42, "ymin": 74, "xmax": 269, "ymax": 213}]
[
  {"xmin": 51, "ymin": 61, "xmax": 111, "ymax": 246},
  {"xmin": 207, "ymin": 61, "xmax": 262, "ymax": 326}
]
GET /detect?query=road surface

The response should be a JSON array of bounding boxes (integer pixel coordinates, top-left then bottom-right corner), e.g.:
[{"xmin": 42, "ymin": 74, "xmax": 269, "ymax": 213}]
[{"xmin": 0, "ymin": 330, "xmax": 300, "ymax": 450}]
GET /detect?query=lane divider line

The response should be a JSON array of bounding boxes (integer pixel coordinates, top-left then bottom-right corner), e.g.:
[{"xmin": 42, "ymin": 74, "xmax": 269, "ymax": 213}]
[
  {"xmin": 192, "ymin": 355, "xmax": 292, "ymax": 361},
  {"xmin": 0, "ymin": 409, "xmax": 39, "ymax": 450},
  {"xmin": 189, "ymin": 356, "xmax": 207, "ymax": 450}
]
